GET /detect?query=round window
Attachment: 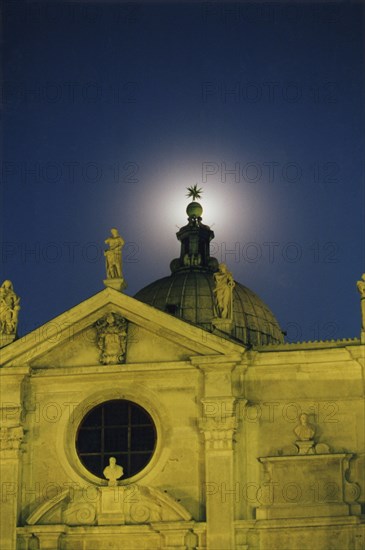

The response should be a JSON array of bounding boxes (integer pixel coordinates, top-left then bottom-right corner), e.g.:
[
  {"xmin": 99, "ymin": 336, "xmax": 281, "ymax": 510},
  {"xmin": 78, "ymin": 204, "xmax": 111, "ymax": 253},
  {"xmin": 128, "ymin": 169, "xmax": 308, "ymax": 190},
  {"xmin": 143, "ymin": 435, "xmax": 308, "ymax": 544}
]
[{"xmin": 76, "ymin": 400, "xmax": 157, "ymax": 479}]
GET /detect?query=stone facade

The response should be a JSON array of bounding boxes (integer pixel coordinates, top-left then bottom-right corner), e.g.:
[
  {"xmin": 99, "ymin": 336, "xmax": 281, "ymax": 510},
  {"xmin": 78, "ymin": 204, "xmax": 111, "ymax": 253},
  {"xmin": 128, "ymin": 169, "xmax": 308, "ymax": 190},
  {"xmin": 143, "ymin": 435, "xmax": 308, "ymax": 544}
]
[{"xmin": 0, "ymin": 287, "xmax": 364, "ymax": 549}]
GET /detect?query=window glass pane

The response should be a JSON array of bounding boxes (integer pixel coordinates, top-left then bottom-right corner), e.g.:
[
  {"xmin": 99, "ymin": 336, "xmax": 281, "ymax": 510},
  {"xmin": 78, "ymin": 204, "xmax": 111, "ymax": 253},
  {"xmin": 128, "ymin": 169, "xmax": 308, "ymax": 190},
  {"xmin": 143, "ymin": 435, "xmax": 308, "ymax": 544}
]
[
  {"xmin": 82, "ymin": 407, "xmax": 102, "ymax": 427},
  {"xmin": 80, "ymin": 455, "xmax": 102, "ymax": 478},
  {"xmin": 77, "ymin": 429, "xmax": 101, "ymax": 453},
  {"xmin": 131, "ymin": 405, "xmax": 152, "ymax": 425},
  {"xmin": 131, "ymin": 426, "xmax": 155, "ymax": 450},
  {"xmin": 103, "ymin": 400, "xmax": 129, "ymax": 425},
  {"xmin": 130, "ymin": 453, "xmax": 152, "ymax": 476},
  {"xmin": 104, "ymin": 427, "xmax": 128, "ymax": 451}
]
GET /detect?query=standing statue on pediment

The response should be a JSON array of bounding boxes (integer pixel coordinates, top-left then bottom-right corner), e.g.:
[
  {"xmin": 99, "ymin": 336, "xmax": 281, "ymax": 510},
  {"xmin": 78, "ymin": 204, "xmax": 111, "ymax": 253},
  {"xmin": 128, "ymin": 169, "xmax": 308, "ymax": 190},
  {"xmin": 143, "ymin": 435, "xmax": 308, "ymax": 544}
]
[
  {"xmin": 356, "ymin": 273, "xmax": 365, "ymax": 332},
  {"xmin": 104, "ymin": 228, "xmax": 125, "ymax": 279},
  {"xmin": 0, "ymin": 280, "xmax": 20, "ymax": 335},
  {"xmin": 213, "ymin": 263, "xmax": 235, "ymax": 319}
]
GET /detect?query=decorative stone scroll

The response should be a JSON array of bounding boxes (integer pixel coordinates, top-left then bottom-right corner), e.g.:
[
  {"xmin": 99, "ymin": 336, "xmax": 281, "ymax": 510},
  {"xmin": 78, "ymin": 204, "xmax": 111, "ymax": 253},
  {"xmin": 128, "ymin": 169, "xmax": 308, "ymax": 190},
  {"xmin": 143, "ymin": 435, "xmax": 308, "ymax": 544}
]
[
  {"xmin": 25, "ymin": 485, "xmax": 192, "ymax": 527},
  {"xmin": 94, "ymin": 312, "xmax": 127, "ymax": 364}
]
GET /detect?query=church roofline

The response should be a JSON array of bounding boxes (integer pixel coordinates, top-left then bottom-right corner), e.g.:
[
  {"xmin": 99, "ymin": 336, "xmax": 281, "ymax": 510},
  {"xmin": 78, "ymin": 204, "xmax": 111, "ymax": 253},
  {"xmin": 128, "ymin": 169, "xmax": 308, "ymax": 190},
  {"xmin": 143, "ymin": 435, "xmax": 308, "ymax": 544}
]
[
  {"xmin": 0, "ymin": 287, "xmax": 245, "ymax": 367},
  {"xmin": 254, "ymin": 337, "xmax": 362, "ymax": 352}
]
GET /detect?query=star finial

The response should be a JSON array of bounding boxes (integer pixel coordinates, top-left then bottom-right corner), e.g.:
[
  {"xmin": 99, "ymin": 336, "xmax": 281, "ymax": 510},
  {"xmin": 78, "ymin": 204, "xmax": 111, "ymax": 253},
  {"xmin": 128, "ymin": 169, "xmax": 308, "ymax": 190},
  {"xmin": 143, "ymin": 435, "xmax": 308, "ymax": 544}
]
[{"xmin": 186, "ymin": 184, "xmax": 203, "ymax": 201}]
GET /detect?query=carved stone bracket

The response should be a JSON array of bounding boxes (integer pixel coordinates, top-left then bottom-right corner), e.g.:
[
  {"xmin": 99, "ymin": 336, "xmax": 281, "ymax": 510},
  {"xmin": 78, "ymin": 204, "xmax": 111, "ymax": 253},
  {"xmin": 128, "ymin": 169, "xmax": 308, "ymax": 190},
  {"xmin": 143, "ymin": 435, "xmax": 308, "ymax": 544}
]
[
  {"xmin": 93, "ymin": 312, "xmax": 128, "ymax": 365},
  {"xmin": 0, "ymin": 425, "xmax": 24, "ymax": 452},
  {"xmin": 343, "ymin": 455, "xmax": 361, "ymax": 505}
]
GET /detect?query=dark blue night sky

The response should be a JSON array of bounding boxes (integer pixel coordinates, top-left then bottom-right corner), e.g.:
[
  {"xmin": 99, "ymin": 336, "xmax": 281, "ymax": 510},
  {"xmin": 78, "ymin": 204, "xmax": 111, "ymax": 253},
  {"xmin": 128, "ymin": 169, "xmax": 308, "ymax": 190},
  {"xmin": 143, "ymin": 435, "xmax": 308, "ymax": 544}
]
[{"xmin": 1, "ymin": 2, "xmax": 364, "ymax": 342}]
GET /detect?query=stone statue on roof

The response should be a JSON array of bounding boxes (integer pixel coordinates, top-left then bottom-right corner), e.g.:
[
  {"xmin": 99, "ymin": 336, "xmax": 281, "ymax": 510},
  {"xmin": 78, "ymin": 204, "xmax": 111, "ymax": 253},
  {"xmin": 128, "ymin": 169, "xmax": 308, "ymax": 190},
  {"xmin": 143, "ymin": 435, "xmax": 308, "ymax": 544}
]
[
  {"xmin": 356, "ymin": 273, "xmax": 365, "ymax": 333},
  {"xmin": 104, "ymin": 228, "xmax": 125, "ymax": 279},
  {"xmin": 213, "ymin": 263, "xmax": 235, "ymax": 319},
  {"xmin": 0, "ymin": 280, "xmax": 20, "ymax": 336}
]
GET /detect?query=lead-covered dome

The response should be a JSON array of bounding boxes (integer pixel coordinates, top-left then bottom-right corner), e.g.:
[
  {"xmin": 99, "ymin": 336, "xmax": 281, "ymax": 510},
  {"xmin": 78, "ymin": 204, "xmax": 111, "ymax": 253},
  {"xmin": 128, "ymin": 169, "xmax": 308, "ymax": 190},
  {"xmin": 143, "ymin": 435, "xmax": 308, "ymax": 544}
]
[
  {"xmin": 135, "ymin": 270, "xmax": 283, "ymax": 346},
  {"xmin": 134, "ymin": 195, "xmax": 284, "ymax": 347}
]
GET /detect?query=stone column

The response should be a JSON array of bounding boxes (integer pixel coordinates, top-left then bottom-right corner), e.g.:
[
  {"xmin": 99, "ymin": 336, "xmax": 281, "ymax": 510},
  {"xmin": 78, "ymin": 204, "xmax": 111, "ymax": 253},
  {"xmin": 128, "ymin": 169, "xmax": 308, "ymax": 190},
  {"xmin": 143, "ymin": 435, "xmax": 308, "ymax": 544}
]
[
  {"xmin": 196, "ymin": 359, "xmax": 242, "ymax": 550},
  {"xmin": 0, "ymin": 368, "xmax": 28, "ymax": 549}
]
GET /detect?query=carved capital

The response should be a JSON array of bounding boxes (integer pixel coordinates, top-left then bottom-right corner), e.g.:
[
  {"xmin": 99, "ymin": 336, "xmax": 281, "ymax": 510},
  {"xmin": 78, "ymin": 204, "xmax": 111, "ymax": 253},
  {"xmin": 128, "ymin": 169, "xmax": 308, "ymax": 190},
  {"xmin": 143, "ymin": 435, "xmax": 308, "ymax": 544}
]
[
  {"xmin": 94, "ymin": 312, "xmax": 127, "ymax": 365},
  {"xmin": 199, "ymin": 398, "xmax": 239, "ymax": 450},
  {"xmin": 199, "ymin": 415, "xmax": 238, "ymax": 450}
]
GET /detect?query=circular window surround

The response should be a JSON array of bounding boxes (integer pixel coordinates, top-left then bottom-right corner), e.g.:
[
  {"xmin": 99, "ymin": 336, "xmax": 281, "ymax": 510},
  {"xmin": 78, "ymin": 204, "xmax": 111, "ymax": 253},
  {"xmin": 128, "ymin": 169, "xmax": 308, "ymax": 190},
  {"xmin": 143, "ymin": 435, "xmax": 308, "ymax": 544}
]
[{"xmin": 63, "ymin": 387, "xmax": 170, "ymax": 486}]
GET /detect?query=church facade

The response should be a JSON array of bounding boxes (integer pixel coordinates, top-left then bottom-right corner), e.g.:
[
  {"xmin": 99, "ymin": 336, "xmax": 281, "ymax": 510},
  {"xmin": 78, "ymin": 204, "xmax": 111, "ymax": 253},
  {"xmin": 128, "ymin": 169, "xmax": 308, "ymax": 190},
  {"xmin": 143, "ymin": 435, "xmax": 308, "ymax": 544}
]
[{"xmin": 1, "ymin": 197, "xmax": 364, "ymax": 549}]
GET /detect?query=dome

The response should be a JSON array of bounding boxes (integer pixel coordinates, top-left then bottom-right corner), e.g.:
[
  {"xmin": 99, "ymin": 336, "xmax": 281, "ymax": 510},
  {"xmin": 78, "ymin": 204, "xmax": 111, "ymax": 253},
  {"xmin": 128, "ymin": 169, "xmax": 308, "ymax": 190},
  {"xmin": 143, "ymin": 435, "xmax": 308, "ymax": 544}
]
[
  {"xmin": 135, "ymin": 269, "xmax": 284, "ymax": 347},
  {"xmin": 134, "ymin": 194, "xmax": 284, "ymax": 347}
]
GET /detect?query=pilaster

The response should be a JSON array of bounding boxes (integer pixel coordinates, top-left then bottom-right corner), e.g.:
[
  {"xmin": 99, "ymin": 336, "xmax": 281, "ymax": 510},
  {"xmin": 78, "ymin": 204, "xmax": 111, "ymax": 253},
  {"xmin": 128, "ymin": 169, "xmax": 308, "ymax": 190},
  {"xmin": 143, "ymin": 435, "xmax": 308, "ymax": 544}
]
[{"xmin": 196, "ymin": 359, "xmax": 242, "ymax": 549}]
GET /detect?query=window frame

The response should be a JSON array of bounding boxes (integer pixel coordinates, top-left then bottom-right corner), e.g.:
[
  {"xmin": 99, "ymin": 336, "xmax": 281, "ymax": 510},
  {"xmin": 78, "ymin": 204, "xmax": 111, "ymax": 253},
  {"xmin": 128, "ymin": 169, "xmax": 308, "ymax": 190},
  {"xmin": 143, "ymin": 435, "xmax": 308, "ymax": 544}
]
[
  {"xmin": 63, "ymin": 389, "xmax": 166, "ymax": 487},
  {"xmin": 75, "ymin": 399, "xmax": 157, "ymax": 480}
]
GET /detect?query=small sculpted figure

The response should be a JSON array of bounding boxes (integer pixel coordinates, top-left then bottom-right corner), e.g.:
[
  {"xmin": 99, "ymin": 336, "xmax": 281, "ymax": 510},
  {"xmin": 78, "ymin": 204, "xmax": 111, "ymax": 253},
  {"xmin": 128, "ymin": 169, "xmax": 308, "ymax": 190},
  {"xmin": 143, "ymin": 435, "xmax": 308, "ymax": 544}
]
[
  {"xmin": 0, "ymin": 280, "xmax": 20, "ymax": 335},
  {"xmin": 213, "ymin": 263, "xmax": 235, "ymax": 319},
  {"xmin": 103, "ymin": 457, "xmax": 124, "ymax": 486},
  {"xmin": 294, "ymin": 413, "xmax": 315, "ymax": 441},
  {"xmin": 104, "ymin": 228, "xmax": 125, "ymax": 279},
  {"xmin": 356, "ymin": 273, "xmax": 365, "ymax": 331}
]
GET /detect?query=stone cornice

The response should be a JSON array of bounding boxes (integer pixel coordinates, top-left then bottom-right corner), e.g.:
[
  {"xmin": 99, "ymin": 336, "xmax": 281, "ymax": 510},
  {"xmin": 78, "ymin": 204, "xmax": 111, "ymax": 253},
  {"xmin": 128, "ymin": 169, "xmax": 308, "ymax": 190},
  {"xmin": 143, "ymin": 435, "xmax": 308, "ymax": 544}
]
[
  {"xmin": 255, "ymin": 338, "xmax": 362, "ymax": 352},
  {"xmin": 27, "ymin": 360, "xmax": 195, "ymax": 378}
]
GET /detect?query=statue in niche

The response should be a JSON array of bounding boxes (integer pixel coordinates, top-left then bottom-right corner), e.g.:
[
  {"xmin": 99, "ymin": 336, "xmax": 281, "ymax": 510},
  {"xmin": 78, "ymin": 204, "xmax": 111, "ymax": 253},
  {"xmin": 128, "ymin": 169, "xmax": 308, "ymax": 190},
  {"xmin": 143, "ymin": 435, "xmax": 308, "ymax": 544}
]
[
  {"xmin": 213, "ymin": 263, "xmax": 235, "ymax": 319},
  {"xmin": 94, "ymin": 312, "xmax": 127, "ymax": 364},
  {"xmin": 356, "ymin": 273, "xmax": 365, "ymax": 331},
  {"xmin": 103, "ymin": 456, "xmax": 124, "ymax": 486},
  {"xmin": 294, "ymin": 413, "xmax": 315, "ymax": 441},
  {"xmin": 104, "ymin": 228, "xmax": 125, "ymax": 279},
  {"xmin": 0, "ymin": 280, "xmax": 20, "ymax": 335}
]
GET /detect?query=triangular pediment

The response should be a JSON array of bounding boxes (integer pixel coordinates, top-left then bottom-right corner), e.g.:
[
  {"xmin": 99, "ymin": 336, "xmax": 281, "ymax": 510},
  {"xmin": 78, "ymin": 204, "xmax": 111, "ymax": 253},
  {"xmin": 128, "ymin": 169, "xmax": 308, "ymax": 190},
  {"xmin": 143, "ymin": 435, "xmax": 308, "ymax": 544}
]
[{"xmin": 0, "ymin": 288, "xmax": 244, "ymax": 368}]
